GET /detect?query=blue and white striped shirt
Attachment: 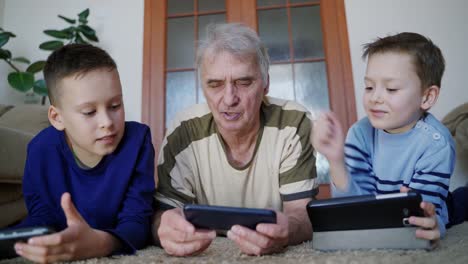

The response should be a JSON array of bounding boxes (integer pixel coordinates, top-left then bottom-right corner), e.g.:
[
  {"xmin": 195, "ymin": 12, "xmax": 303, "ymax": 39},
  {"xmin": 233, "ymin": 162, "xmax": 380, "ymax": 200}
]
[{"xmin": 333, "ymin": 113, "xmax": 455, "ymax": 236}]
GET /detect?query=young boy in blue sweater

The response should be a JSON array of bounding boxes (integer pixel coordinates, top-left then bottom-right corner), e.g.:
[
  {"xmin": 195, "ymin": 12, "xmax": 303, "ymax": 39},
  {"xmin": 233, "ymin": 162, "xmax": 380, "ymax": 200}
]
[
  {"xmin": 12, "ymin": 44, "xmax": 155, "ymax": 262},
  {"xmin": 312, "ymin": 32, "xmax": 455, "ymax": 244}
]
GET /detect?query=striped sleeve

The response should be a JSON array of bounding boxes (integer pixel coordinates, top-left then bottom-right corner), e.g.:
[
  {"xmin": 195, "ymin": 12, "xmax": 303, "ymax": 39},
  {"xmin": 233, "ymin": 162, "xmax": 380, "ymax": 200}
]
[
  {"xmin": 333, "ymin": 122, "xmax": 375, "ymax": 197},
  {"xmin": 409, "ymin": 139, "xmax": 455, "ymax": 237}
]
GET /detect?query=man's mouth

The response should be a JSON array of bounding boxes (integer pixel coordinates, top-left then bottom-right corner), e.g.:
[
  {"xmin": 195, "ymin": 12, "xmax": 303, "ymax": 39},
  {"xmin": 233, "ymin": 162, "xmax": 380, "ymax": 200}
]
[{"xmin": 222, "ymin": 112, "xmax": 241, "ymax": 121}]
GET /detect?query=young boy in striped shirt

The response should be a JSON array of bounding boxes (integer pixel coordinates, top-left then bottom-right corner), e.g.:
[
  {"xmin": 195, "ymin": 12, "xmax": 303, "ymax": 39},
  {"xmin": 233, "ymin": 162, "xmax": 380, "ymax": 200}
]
[{"xmin": 312, "ymin": 32, "xmax": 455, "ymax": 244}]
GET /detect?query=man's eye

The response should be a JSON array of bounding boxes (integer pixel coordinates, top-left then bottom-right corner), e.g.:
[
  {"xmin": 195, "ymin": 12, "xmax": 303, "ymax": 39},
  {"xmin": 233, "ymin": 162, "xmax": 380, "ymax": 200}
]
[
  {"xmin": 208, "ymin": 81, "xmax": 223, "ymax": 88},
  {"xmin": 235, "ymin": 80, "xmax": 252, "ymax": 87}
]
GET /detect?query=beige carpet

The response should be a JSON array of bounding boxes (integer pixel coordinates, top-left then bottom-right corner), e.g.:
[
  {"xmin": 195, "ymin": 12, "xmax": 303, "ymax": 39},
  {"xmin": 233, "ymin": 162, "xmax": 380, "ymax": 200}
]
[{"xmin": 2, "ymin": 223, "xmax": 468, "ymax": 264}]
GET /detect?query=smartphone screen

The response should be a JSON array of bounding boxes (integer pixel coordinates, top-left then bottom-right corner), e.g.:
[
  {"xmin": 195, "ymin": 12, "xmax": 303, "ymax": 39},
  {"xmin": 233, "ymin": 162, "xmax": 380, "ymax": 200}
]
[
  {"xmin": 184, "ymin": 204, "xmax": 276, "ymax": 231},
  {"xmin": 0, "ymin": 226, "xmax": 55, "ymax": 259}
]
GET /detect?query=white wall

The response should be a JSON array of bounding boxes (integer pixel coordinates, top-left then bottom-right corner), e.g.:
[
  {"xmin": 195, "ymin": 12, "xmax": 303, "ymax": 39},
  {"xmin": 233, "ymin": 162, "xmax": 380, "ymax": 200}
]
[
  {"xmin": 345, "ymin": 0, "xmax": 468, "ymax": 120},
  {"xmin": 0, "ymin": 0, "xmax": 144, "ymax": 121}
]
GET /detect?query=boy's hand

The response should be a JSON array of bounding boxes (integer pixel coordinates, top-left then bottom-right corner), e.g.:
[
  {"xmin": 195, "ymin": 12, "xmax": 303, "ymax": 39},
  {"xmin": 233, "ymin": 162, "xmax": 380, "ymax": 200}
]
[
  {"xmin": 312, "ymin": 112, "xmax": 345, "ymax": 163},
  {"xmin": 400, "ymin": 187, "xmax": 440, "ymax": 244},
  {"xmin": 157, "ymin": 208, "xmax": 216, "ymax": 256},
  {"xmin": 227, "ymin": 210, "xmax": 289, "ymax": 256},
  {"xmin": 14, "ymin": 192, "xmax": 119, "ymax": 263}
]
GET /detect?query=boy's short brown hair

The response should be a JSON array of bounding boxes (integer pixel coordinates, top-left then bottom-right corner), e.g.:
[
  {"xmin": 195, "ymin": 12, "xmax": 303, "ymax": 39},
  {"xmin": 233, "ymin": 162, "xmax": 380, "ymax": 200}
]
[
  {"xmin": 362, "ymin": 32, "xmax": 445, "ymax": 89},
  {"xmin": 43, "ymin": 44, "xmax": 117, "ymax": 106}
]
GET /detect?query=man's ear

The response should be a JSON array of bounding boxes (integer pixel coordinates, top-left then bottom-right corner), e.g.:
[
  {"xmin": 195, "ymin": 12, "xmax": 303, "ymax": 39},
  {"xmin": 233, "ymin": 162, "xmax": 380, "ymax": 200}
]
[
  {"xmin": 48, "ymin": 105, "xmax": 65, "ymax": 131},
  {"xmin": 421, "ymin": 85, "xmax": 440, "ymax": 111},
  {"xmin": 263, "ymin": 74, "xmax": 270, "ymax": 95}
]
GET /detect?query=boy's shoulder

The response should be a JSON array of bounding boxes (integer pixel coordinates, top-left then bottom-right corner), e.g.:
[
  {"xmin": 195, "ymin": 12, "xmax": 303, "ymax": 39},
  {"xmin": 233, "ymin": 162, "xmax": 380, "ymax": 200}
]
[
  {"xmin": 417, "ymin": 113, "xmax": 454, "ymax": 147},
  {"xmin": 28, "ymin": 126, "xmax": 63, "ymax": 152},
  {"xmin": 121, "ymin": 121, "xmax": 151, "ymax": 143}
]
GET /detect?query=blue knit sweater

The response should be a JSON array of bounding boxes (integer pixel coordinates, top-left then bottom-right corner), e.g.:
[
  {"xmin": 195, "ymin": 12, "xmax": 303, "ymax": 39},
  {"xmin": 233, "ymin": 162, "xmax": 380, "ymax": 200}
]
[
  {"xmin": 333, "ymin": 113, "xmax": 455, "ymax": 236},
  {"xmin": 15, "ymin": 122, "xmax": 155, "ymax": 254}
]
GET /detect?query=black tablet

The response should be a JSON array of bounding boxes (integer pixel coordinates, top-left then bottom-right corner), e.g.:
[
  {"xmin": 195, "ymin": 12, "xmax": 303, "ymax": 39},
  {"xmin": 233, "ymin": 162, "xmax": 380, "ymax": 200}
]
[
  {"xmin": 307, "ymin": 192, "xmax": 424, "ymax": 232},
  {"xmin": 183, "ymin": 204, "xmax": 276, "ymax": 231},
  {"xmin": 0, "ymin": 226, "xmax": 55, "ymax": 259}
]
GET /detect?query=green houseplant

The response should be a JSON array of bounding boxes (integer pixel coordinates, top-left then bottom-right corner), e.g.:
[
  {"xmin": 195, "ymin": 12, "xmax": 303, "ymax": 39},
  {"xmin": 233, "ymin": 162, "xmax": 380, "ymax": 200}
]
[{"xmin": 0, "ymin": 8, "xmax": 99, "ymax": 105}]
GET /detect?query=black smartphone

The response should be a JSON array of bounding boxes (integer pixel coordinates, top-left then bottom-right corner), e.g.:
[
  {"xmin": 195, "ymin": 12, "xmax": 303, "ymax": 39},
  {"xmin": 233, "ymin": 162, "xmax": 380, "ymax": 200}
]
[
  {"xmin": 307, "ymin": 192, "xmax": 424, "ymax": 232},
  {"xmin": 183, "ymin": 204, "xmax": 277, "ymax": 231},
  {"xmin": 0, "ymin": 226, "xmax": 55, "ymax": 259}
]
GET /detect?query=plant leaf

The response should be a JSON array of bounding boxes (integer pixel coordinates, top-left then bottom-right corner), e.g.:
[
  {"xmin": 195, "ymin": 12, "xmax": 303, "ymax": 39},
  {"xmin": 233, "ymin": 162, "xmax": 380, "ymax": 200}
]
[
  {"xmin": 0, "ymin": 49, "xmax": 12, "ymax": 59},
  {"xmin": 79, "ymin": 17, "xmax": 88, "ymax": 25},
  {"xmin": 74, "ymin": 33, "xmax": 88, "ymax": 44},
  {"xmin": 0, "ymin": 32, "xmax": 12, "ymax": 48},
  {"xmin": 78, "ymin": 8, "xmax": 90, "ymax": 20},
  {"xmin": 8, "ymin": 72, "xmax": 34, "ymax": 92},
  {"xmin": 12, "ymin": 57, "xmax": 31, "ymax": 64},
  {"xmin": 58, "ymin": 15, "xmax": 76, "ymax": 24},
  {"xmin": 26, "ymin": 60, "xmax": 47, "ymax": 74},
  {"xmin": 39, "ymin": 40, "xmax": 64, "ymax": 51},
  {"xmin": 78, "ymin": 25, "xmax": 98, "ymax": 42},
  {"xmin": 33, "ymin": 79, "xmax": 48, "ymax": 96},
  {"xmin": 44, "ymin": 30, "xmax": 72, "ymax": 39}
]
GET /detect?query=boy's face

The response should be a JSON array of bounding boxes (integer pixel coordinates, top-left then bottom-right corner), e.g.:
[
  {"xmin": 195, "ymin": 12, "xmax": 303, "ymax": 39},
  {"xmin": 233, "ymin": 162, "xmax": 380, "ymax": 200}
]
[
  {"xmin": 49, "ymin": 68, "xmax": 125, "ymax": 167},
  {"xmin": 363, "ymin": 52, "xmax": 426, "ymax": 134}
]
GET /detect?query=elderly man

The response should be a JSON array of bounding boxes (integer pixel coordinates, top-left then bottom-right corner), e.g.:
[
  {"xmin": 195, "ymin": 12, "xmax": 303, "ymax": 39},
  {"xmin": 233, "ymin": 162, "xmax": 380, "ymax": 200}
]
[{"xmin": 152, "ymin": 23, "xmax": 318, "ymax": 256}]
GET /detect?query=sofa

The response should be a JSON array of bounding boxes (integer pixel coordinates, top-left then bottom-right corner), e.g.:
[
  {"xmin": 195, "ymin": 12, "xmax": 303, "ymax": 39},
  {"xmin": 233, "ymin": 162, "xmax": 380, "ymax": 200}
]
[
  {"xmin": 442, "ymin": 102, "xmax": 468, "ymax": 191},
  {"xmin": 0, "ymin": 104, "xmax": 49, "ymax": 228}
]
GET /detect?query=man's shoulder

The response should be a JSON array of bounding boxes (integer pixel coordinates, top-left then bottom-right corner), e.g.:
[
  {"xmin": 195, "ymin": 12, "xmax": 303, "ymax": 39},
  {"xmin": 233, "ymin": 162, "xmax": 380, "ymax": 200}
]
[
  {"xmin": 166, "ymin": 104, "xmax": 214, "ymax": 139},
  {"xmin": 262, "ymin": 96, "xmax": 312, "ymax": 129}
]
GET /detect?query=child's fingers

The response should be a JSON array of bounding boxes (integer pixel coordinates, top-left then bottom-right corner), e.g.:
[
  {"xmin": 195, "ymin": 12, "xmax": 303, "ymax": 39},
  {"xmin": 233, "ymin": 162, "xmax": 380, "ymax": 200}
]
[
  {"xmin": 28, "ymin": 232, "xmax": 66, "ymax": 246},
  {"xmin": 61, "ymin": 192, "xmax": 86, "ymax": 226},
  {"xmin": 15, "ymin": 242, "xmax": 67, "ymax": 261},
  {"xmin": 409, "ymin": 215, "xmax": 437, "ymax": 229},
  {"xmin": 421, "ymin": 201, "xmax": 436, "ymax": 217},
  {"xmin": 415, "ymin": 228, "xmax": 440, "ymax": 241}
]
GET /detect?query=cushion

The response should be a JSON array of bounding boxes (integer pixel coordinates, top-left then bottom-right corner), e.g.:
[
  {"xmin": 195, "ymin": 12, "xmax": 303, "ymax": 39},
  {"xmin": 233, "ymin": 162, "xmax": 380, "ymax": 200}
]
[{"xmin": 0, "ymin": 104, "xmax": 49, "ymax": 183}]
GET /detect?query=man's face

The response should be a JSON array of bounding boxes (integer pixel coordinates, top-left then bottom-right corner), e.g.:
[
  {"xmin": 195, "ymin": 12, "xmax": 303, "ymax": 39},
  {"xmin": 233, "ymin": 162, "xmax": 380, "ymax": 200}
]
[
  {"xmin": 201, "ymin": 51, "xmax": 268, "ymax": 136},
  {"xmin": 51, "ymin": 68, "xmax": 125, "ymax": 166},
  {"xmin": 363, "ymin": 52, "xmax": 425, "ymax": 134}
]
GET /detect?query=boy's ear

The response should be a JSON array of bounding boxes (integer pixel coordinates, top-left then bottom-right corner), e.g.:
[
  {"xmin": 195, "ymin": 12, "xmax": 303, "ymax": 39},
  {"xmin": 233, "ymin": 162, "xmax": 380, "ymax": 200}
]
[
  {"xmin": 48, "ymin": 105, "xmax": 65, "ymax": 131},
  {"xmin": 420, "ymin": 85, "xmax": 440, "ymax": 111}
]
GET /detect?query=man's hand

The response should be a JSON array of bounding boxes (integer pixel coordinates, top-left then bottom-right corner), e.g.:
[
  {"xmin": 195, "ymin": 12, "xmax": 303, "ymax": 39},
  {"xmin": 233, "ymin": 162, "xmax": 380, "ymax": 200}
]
[
  {"xmin": 227, "ymin": 199, "xmax": 312, "ymax": 256},
  {"xmin": 14, "ymin": 192, "xmax": 119, "ymax": 263},
  {"xmin": 400, "ymin": 186, "xmax": 440, "ymax": 243},
  {"xmin": 156, "ymin": 208, "xmax": 216, "ymax": 256},
  {"xmin": 227, "ymin": 211, "xmax": 289, "ymax": 255}
]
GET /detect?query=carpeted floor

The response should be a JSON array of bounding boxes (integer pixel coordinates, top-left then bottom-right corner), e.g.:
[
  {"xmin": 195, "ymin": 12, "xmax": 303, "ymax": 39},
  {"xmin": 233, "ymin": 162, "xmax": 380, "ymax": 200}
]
[{"xmin": 2, "ymin": 222, "xmax": 468, "ymax": 264}]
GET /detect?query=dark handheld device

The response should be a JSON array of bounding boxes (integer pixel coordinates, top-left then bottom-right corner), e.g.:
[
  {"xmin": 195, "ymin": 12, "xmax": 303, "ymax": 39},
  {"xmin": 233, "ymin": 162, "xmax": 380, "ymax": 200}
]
[
  {"xmin": 183, "ymin": 204, "xmax": 277, "ymax": 231},
  {"xmin": 0, "ymin": 226, "xmax": 55, "ymax": 259},
  {"xmin": 307, "ymin": 192, "xmax": 424, "ymax": 232}
]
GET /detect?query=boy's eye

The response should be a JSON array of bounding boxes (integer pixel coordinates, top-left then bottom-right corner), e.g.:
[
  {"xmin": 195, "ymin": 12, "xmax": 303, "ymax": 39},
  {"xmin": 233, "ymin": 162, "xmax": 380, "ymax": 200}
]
[
  {"xmin": 386, "ymin": 88, "xmax": 398, "ymax": 92},
  {"xmin": 111, "ymin": 103, "xmax": 121, "ymax": 110},
  {"xmin": 82, "ymin": 110, "xmax": 96, "ymax": 116},
  {"xmin": 365, "ymin": 86, "xmax": 373, "ymax": 91}
]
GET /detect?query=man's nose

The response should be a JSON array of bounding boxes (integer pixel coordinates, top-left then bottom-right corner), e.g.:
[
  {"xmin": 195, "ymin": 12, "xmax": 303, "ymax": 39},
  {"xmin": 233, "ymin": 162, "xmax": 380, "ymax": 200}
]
[{"xmin": 222, "ymin": 82, "xmax": 239, "ymax": 106}]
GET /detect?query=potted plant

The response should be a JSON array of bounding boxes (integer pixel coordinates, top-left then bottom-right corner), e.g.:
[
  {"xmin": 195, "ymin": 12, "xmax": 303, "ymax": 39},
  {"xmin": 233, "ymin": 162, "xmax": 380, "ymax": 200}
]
[{"xmin": 0, "ymin": 8, "xmax": 99, "ymax": 105}]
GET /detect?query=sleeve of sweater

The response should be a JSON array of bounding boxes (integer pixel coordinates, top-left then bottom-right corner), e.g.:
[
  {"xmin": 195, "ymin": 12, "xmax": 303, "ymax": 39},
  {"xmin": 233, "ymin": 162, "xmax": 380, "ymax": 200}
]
[
  {"xmin": 408, "ymin": 138, "xmax": 455, "ymax": 237},
  {"xmin": 332, "ymin": 121, "xmax": 375, "ymax": 197},
  {"xmin": 105, "ymin": 128, "xmax": 156, "ymax": 254}
]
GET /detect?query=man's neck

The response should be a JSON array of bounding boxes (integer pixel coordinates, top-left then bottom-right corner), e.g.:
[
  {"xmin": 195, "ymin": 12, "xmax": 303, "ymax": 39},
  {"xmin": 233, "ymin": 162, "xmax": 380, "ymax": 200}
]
[{"xmin": 219, "ymin": 123, "xmax": 261, "ymax": 168}]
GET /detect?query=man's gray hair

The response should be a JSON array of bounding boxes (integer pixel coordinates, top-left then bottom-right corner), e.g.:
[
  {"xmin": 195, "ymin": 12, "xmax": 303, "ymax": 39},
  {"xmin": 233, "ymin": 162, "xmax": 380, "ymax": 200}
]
[{"xmin": 196, "ymin": 23, "xmax": 270, "ymax": 84}]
